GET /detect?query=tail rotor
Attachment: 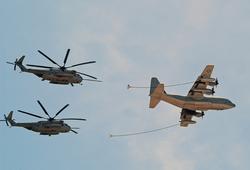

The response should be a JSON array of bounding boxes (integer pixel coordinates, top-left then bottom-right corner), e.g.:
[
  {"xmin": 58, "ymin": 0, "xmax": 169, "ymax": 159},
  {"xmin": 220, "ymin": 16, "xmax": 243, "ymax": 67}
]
[
  {"xmin": 7, "ymin": 56, "xmax": 26, "ymax": 71},
  {"xmin": 6, "ymin": 58, "xmax": 18, "ymax": 71},
  {"xmin": 0, "ymin": 114, "xmax": 10, "ymax": 127},
  {"xmin": 4, "ymin": 114, "xmax": 9, "ymax": 126}
]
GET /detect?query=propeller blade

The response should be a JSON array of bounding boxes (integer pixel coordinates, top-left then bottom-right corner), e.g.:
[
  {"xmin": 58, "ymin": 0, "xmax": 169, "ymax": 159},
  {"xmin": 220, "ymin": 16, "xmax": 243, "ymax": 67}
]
[
  {"xmin": 76, "ymin": 72, "xmax": 97, "ymax": 79},
  {"xmin": 53, "ymin": 104, "xmax": 69, "ymax": 118},
  {"xmin": 18, "ymin": 110, "xmax": 47, "ymax": 119},
  {"xmin": 63, "ymin": 49, "xmax": 70, "ymax": 66},
  {"xmin": 60, "ymin": 118, "xmax": 86, "ymax": 121},
  {"xmin": 66, "ymin": 61, "xmax": 96, "ymax": 69},
  {"xmin": 212, "ymin": 87, "xmax": 215, "ymax": 95},
  {"xmin": 26, "ymin": 64, "xmax": 53, "ymax": 69},
  {"xmin": 14, "ymin": 59, "xmax": 17, "ymax": 70},
  {"xmin": 6, "ymin": 62, "xmax": 15, "ymax": 65},
  {"xmin": 82, "ymin": 79, "xmax": 102, "ymax": 82},
  {"xmin": 37, "ymin": 100, "xmax": 51, "ymax": 118},
  {"xmin": 4, "ymin": 114, "xmax": 9, "ymax": 126},
  {"xmin": 38, "ymin": 50, "xmax": 61, "ymax": 67},
  {"xmin": 7, "ymin": 61, "xmax": 16, "ymax": 71},
  {"xmin": 0, "ymin": 119, "xmax": 6, "ymax": 124},
  {"xmin": 71, "ymin": 129, "xmax": 78, "ymax": 134},
  {"xmin": 215, "ymin": 78, "xmax": 219, "ymax": 86}
]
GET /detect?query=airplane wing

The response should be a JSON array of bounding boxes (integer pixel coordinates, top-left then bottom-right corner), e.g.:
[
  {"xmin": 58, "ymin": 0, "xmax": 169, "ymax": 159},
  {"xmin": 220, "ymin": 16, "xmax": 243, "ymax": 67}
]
[
  {"xmin": 180, "ymin": 109, "xmax": 196, "ymax": 127},
  {"xmin": 187, "ymin": 65, "xmax": 214, "ymax": 98}
]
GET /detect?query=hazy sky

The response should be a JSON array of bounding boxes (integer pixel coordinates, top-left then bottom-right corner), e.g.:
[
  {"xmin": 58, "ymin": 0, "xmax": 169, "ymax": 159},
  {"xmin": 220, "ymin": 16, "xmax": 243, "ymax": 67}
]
[{"xmin": 0, "ymin": 1, "xmax": 249, "ymax": 170}]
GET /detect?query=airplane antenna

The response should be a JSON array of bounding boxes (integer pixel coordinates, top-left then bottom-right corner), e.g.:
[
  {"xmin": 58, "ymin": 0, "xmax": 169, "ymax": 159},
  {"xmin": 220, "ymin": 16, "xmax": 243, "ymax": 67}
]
[
  {"xmin": 110, "ymin": 123, "xmax": 178, "ymax": 138},
  {"xmin": 127, "ymin": 81, "xmax": 194, "ymax": 90}
]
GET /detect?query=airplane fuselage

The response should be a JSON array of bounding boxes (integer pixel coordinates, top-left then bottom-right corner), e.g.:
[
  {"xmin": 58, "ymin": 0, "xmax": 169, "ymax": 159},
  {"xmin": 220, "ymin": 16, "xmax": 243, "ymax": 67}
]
[
  {"xmin": 13, "ymin": 121, "xmax": 71, "ymax": 136},
  {"xmin": 161, "ymin": 93, "xmax": 235, "ymax": 111}
]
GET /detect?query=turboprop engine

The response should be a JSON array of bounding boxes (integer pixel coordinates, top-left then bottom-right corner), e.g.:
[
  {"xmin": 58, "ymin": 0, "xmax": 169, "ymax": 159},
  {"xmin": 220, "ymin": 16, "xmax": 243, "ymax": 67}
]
[
  {"xmin": 193, "ymin": 111, "xmax": 205, "ymax": 118},
  {"xmin": 199, "ymin": 77, "xmax": 219, "ymax": 87},
  {"xmin": 192, "ymin": 88, "xmax": 215, "ymax": 95}
]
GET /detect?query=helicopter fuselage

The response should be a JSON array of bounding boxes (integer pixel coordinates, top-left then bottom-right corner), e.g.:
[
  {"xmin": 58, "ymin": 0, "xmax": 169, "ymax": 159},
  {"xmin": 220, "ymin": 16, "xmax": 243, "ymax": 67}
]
[
  {"xmin": 13, "ymin": 120, "xmax": 71, "ymax": 136},
  {"xmin": 26, "ymin": 68, "xmax": 83, "ymax": 85}
]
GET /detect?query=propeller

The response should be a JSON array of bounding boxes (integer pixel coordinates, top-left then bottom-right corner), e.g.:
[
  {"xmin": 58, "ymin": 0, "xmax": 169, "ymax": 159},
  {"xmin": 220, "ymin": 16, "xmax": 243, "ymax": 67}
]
[
  {"xmin": 76, "ymin": 72, "xmax": 97, "ymax": 79},
  {"xmin": 18, "ymin": 100, "xmax": 86, "ymax": 123},
  {"xmin": 37, "ymin": 49, "xmax": 96, "ymax": 78},
  {"xmin": 201, "ymin": 111, "xmax": 205, "ymax": 119},
  {"xmin": 65, "ymin": 61, "xmax": 96, "ymax": 69},
  {"xmin": 211, "ymin": 87, "xmax": 215, "ymax": 95},
  {"xmin": 4, "ymin": 114, "xmax": 9, "ymax": 126},
  {"xmin": 26, "ymin": 64, "xmax": 53, "ymax": 69},
  {"xmin": 18, "ymin": 110, "xmax": 47, "ymax": 119},
  {"xmin": 6, "ymin": 58, "xmax": 18, "ymax": 70},
  {"xmin": 37, "ymin": 100, "xmax": 51, "ymax": 118},
  {"xmin": 71, "ymin": 129, "xmax": 78, "ymax": 134},
  {"xmin": 63, "ymin": 49, "xmax": 70, "ymax": 67},
  {"xmin": 82, "ymin": 79, "xmax": 102, "ymax": 82},
  {"xmin": 60, "ymin": 118, "xmax": 86, "ymax": 121},
  {"xmin": 0, "ymin": 115, "xmax": 9, "ymax": 126},
  {"xmin": 215, "ymin": 78, "xmax": 219, "ymax": 87},
  {"xmin": 52, "ymin": 104, "xmax": 69, "ymax": 119},
  {"xmin": 38, "ymin": 50, "xmax": 61, "ymax": 67}
]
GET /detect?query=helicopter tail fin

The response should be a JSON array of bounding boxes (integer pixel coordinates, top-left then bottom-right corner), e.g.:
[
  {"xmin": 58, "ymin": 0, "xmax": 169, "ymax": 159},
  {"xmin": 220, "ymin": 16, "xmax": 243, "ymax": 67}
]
[
  {"xmin": 6, "ymin": 111, "xmax": 16, "ymax": 126},
  {"xmin": 16, "ymin": 56, "xmax": 27, "ymax": 71}
]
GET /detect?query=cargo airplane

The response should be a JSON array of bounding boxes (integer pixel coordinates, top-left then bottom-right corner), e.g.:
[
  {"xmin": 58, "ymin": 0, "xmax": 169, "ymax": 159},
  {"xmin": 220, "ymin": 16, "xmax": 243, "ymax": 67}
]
[{"xmin": 149, "ymin": 65, "xmax": 235, "ymax": 127}]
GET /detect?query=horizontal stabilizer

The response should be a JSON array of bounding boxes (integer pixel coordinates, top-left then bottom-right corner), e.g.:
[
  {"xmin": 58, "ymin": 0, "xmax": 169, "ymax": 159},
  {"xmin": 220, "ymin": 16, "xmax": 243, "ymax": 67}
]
[{"xmin": 180, "ymin": 120, "xmax": 196, "ymax": 127}]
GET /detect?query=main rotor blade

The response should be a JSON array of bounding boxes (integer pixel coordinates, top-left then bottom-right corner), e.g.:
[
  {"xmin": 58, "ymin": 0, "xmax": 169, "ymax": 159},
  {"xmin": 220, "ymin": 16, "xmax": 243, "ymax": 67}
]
[
  {"xmin": 63, "ymin": 49, "xmax": 70, "ymax": 66},
  {"xmin": 66, "ymin": 61, "xmax": 96, "ymax": 68},
  {"xmin": 18, "ymin": 110, "xmax": 47, "ymax": 119},
  {"xmin": 37, "ymin": 100, "xmax": 51, "ymax": 118},
  {"xmin": 60, "ymin": 118, "xmax": 86, "ymax": 121},
  {"xmin": 26, "ymin": 64, "xmax": 53, "ymax": 69},
  {"xmin": 76, "ymin": 72, "xmax": 97, "ymax": 79},
  {"xmin": 38, "ymin": 50, "xmax": 61, "ymax": 67},
  {"xmin": 53, "ymin": 104, "xmax": 69, "ymax": 119},
  {"xmin": 71, "ymin": 129, "xmax": 78, "ymax": 134},
  {"xmin": 82, "ymin": 79, "xmax": 102, "ymax": 82}
]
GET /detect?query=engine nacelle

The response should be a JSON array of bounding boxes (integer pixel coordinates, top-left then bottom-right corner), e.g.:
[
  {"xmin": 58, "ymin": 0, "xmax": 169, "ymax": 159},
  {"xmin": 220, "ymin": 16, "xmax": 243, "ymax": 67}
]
[
  {"xmin": 200, "ymin": 78, "xmax": 216, "ymax": 83},
  {"xmin": 193, "ymin": 111, "xmax": 205, "ymax": 118},
  {"xmin": 199, "ymin": 77, "xmax": 219, "ymax": 87},
  {"xmin": 192, "ymin": 88, "xmax": 215, "ymax": 95}
]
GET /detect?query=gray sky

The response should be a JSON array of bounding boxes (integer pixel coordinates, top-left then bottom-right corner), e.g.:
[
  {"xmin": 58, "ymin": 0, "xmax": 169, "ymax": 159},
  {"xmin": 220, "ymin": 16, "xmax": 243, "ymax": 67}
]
[{"xmin": 0, "ymin": 1, "xmax": 249, "ymax": 170}]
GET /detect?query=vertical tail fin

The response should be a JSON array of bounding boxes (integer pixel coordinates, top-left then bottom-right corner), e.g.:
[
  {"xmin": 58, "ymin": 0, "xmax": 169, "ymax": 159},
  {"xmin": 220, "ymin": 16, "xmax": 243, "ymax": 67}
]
[
  {"xmin": 149, "ymin": 77, "xmax": 165, "ymax": 108},
  {"xmin": 6, "ymin": 111, "xmax": 16, "ymax": 126},
  {"xmin": 16, "ymin": 56, "xmax": 26, "ymax": 71},
  {"xmin": 7, "ymin": 56, "xmax": 26, "ymax": 71}
]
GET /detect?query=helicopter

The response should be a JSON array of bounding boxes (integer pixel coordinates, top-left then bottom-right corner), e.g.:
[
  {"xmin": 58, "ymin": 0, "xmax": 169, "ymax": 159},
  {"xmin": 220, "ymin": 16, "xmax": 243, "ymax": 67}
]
[
  {"xmin": 1, "ymin": 100, "xmax": 86, "ymax": 136},
  {"xmin": 7, "ymin": 49, "xmax": 101, "ymax": 86}
]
